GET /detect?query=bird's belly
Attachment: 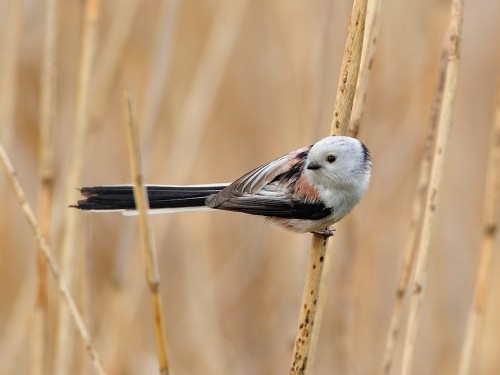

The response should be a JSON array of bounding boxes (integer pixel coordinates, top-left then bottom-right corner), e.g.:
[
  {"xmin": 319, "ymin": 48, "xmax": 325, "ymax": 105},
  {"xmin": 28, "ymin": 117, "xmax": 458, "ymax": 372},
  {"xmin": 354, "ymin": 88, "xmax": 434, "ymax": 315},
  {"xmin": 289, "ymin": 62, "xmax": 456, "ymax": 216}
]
[{"xmin": 267, "ymin": 215, "xmax": 337, "ymax": 233}]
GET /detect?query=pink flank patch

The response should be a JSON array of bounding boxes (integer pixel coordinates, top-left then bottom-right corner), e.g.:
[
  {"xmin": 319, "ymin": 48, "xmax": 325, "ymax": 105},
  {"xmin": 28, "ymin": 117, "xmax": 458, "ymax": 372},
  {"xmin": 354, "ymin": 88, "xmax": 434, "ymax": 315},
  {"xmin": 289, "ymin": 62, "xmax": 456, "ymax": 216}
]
[{"xmin": 294, "ymin": 174, "xmax": 320, "ymax": 201}]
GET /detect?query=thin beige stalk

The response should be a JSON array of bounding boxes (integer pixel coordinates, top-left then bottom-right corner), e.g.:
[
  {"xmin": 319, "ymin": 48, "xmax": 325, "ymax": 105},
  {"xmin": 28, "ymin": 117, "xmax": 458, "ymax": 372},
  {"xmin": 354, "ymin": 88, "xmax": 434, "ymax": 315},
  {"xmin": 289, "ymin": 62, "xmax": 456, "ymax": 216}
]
[
  {"xmin": 140, "ymin": 3, "xmax": 248, "ymax": 366},
  {"xmin": 290, "ymin": 1, "xmax": 367, "ymax": 374},
  {"xmin": 105, "ymin": 2, "xmax": 180, "ymax": 366},
  {"xmin": 109, "ymin": 3, "xmax": 237, "ymax": 372},
  {"xmin": 142, "ymin": 0, "xmax": 180, "ymax": 143},
  {"xmin": 54, "ymin": 1, "xmax": 100, "ymax": 374},
  {"xmin": 400, "ymin": 1, "xmax": 463, "ymax": 374},
  {"xmin": 124, "ymin": 87, "xmax": 170, "ymax": 375},
  {"xmin": 0, "ymin": 0, "xmax": 22, "ymax": 144},
  {"xmin": 379, "ymin": 49, "xmax": 447, "ymax": 375},
  {"xmin": 348, "ymin": 0, "xmax": 384, "ymax": 138},
  {"xmin": 0, "ymin": 143, "xmax": 107, "ymax": 375},
  {"xmin": 33, "ymin": 0, "xmax": 57, "ymax": 374},
  {"xmin": 91, "ymin": 0, "xmax": 141, "ymax": 122},
  {"xmin": 458, "ymin": 74, "xmax": 500, "ymax": 375},
  {"xmin": 330, "ymin": 0, "xmax": 368, "ymax": 136}
]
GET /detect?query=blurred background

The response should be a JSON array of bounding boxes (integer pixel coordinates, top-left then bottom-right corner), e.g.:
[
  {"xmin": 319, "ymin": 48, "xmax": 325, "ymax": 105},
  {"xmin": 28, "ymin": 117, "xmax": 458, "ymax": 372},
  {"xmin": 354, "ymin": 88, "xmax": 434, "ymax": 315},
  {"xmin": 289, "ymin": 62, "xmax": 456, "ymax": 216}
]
[{"xmin": 1, "ymin": 0, "xmax": 499, "ymax": 374}]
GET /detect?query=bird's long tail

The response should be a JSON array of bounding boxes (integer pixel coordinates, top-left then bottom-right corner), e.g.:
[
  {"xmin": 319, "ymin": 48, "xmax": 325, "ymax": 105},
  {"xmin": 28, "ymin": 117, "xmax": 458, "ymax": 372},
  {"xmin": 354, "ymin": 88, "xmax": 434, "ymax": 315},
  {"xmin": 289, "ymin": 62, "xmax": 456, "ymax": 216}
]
[{"xmin": 73, "ymin": 184, "xmax": 229, "ymax": 214}]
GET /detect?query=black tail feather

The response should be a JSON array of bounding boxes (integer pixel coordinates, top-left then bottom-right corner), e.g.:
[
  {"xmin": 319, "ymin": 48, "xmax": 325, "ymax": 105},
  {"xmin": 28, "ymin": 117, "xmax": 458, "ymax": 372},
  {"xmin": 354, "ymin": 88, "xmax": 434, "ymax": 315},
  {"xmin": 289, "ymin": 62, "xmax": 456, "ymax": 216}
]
[{"xmin": 74, "ymin": 185, "xmax": 228, "ymax": 211}]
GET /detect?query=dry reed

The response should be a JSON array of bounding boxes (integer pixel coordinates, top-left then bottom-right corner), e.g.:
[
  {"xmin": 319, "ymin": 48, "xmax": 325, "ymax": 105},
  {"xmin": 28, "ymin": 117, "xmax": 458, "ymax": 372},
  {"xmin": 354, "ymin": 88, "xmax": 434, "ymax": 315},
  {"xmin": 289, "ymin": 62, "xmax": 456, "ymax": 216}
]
[
  {"xmin": 54, "ymin": 1, "xmax": 100, "ymax": 374},
  {"xmin": 400, "ymin": 1, "xmax": 463, "ymax": 373},
  {"xmin": 348, "ymin": 0, "xmax": 384, "ymax": 138},
  {"xmin": 0, "ymin": 142, "xmax": 107, "ymax": 375},
  {"xmin": 290, "ymin": 1, "xmax": 368, "ymax": 373},
  {"xmin": 142, "ymin": 0, "xmax": 181, "ymax": 143},
  {"xmin": 0, "ymin": 0, "xmax": 22, "ymax": 144},
  {"xmin": 91, "ymin": 0, "xmax": 141, "ymax": 123},
  {"xmin": 33, "ymin": 0, "xmax": 57, "ymax": 373},
  {"xmin": 103, "ymin": 3, "xmax": 245, "ymax": 371},
  {"xmin": 458, "ymin": 74, "xmax": 500, "ymax": 375},
  {"xmin": 124, "ymin": 86, "xmax": 170, "ymax": 375},
  {"xmin": 0, "ymin": 1, "xmax": 24, "ymax": 370},
  {"xmin": 101, "ymin": 4, "xmax": 180, "ymax": 370},
  {"xmin": 379, "ymin": 44, "xmax": 448, "ymax": 375}
]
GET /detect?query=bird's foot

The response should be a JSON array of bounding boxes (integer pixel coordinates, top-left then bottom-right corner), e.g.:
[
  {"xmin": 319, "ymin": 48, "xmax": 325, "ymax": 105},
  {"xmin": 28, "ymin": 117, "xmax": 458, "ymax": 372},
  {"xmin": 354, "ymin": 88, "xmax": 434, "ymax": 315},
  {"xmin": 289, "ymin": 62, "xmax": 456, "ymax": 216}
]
[{"xmin": 312, "ymin": 227, "xmax": 335, "ymax": 238}]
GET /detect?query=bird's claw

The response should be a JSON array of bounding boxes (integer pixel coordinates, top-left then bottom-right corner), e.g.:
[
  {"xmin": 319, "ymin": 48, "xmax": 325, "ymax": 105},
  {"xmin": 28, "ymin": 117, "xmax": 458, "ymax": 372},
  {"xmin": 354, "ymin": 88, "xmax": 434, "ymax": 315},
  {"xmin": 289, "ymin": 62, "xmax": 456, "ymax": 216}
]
[{"xmin": 312, "ymin": 227, "xmax": 335, "ymax": 238}]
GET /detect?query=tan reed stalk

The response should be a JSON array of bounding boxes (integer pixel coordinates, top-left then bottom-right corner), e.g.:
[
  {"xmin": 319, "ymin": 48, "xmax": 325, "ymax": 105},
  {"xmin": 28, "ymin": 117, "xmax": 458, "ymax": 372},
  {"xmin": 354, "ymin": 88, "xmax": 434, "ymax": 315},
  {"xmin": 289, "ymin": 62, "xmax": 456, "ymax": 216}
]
[
  {"xmin": 32, "ymin": 0, "xmax": 57, "ymax": 374},
  {"xmin": 458, "ymin": 74, "xmax": 500, "ymax": 375},
  {"xmin": 141, "ymin": 0, "xmax": 180, "ymax": 143},
  {"xmin": 108, "ymin": 3, "xmax": 238, "ymax": 371},
  {"xmin": 91, "ymin": 0, "xmax": 141, "ymax": 122},
  {"xmin": 0, "ymin": 0, "xmax": 22, "ymax": 144},
  {"xmin": 327, "ymin": 0, "xmax": 383, "ymax": 369},
  {"xmin": 103, "ymin": 4, "xmax": 181, "ymax": 369},
  {"xmin": 290, "ymin": 1, "xmax": 368, "ymax": 374},
  {"xmin": 329, "ymin": 0, "xmax": 368, "ymax": 136},
  {"xmin": 379, "ymin": 49, "xmax": 447, "ymax": 375},
  {"xmin": 400, "ymin": 1, "xmax": 463, "ymax": 374},
  {"xmin": 348, "ymin": 0, "xmax": 383, "ymax": 138},
  {"xmin": 54, "ymin": 1, "xmax": 100, "ymax": 374},
  {"xmin": 0, "ymin": 142, "xmax": 107, "ymax": 375},
  {"xmin": 124, "ymin": 87, "xmax": 170, "ymax": 375}
]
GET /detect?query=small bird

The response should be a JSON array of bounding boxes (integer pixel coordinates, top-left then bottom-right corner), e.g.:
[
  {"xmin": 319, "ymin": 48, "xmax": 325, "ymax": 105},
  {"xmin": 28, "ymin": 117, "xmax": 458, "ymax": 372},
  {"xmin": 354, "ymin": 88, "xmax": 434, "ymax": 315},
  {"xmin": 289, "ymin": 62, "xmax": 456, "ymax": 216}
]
[{"xmin": 74, "ymin": 136, "xmax": 372, "ymax": 236}]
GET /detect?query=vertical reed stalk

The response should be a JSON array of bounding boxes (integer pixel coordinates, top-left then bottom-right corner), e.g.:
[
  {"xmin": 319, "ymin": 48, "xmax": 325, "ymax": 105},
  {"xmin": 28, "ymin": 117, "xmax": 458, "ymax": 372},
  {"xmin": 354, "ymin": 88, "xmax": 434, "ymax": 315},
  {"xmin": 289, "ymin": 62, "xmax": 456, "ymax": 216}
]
[
  {"xmin": 91, "ymin": 0, "xmax": 141, "ymax": 122},
  {"xmin": 142, "ymin": 0, "xmax": 180, "ymax": 143},
  {"xmin": 0, "ymin": 0, "xmax": 22, "ymax": 144},
  {"xmin": 290, "ymin": 1, "xmax": 367, "ymax": 374},
  {"xmin": 458, "ymin": 74, "xmax": 500, "ymax": 375},
  {"xmin": 54, "ymin": 1, "xmax": 100, "ymax": 374},
  {"xmin": 124, "ymin": 87, "xmax": 170, "ymax": 375},
  {"xmin": 33, "ymin": 0, "xmax": 57, "ymax": 374},
  {"xmin": 348, "ymin": 0, "xmax": 384, "ymax": 138},
  {"xmin": 0, "ymin": 4, "xmax": 28, "ymax": 371},
  {"xmin": 0, "ymin": 143, "xmax": 107, "ymax": 375},
  {"xmin": 400, "ymin": 1, "xmax": 463, "ymax": 374},
  {"xmin": 379, "ymin": 48, "xmax": 448, "ymax": 375}
]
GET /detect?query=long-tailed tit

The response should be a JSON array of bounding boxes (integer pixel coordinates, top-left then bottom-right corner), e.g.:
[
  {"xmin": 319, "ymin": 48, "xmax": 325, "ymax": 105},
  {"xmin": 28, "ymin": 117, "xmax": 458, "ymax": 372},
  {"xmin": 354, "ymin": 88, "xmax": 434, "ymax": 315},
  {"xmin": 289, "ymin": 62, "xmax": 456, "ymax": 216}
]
[{"xmin": 74, "ymin": 136, "xmax": 372, "ymax": 235}]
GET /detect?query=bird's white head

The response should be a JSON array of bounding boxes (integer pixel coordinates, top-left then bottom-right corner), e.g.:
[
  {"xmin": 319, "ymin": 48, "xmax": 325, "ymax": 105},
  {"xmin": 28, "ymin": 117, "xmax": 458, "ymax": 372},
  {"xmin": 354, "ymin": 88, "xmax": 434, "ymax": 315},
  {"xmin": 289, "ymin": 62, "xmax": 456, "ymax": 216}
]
[{"xmin": 304, "ymin": 136, "xmax": 372, "ymax": 199}]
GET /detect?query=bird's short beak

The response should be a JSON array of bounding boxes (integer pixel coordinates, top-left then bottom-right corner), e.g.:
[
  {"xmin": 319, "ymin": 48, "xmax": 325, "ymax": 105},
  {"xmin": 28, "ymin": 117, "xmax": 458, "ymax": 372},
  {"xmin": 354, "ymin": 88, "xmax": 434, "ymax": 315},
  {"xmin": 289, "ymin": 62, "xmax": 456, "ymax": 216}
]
[{"xmin": 306, "ymin": 161, "xmax": 321, "ymax": 170}]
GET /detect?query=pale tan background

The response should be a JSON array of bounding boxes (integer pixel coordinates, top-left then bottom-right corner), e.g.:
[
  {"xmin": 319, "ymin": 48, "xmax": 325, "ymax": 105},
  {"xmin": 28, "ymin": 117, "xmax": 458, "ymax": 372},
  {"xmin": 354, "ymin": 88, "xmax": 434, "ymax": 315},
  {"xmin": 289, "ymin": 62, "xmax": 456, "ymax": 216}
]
[{"xmin": 1, "ymin": 0, "xmax": 500, "ymax": 374}]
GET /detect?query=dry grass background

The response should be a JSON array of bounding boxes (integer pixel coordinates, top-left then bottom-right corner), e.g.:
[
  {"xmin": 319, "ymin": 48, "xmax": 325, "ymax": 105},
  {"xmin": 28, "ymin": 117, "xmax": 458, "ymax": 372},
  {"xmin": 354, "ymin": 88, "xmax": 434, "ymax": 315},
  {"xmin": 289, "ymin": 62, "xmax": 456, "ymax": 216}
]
[{"xmin": 0, "ymin": 0, "xmax": 499, "ymax": 374}]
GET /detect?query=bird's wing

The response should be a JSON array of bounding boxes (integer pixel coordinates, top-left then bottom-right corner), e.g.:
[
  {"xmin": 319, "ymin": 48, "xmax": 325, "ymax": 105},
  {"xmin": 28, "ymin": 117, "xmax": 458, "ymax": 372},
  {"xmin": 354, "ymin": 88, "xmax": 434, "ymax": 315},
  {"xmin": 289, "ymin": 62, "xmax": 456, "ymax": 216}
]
[
  {"xmin": 206, "ymin": 145, "xmax": 332, "ymax": 219},
  {"xmin": 207, "ymin": 194, "xmax": 331, "ymax": 219}
]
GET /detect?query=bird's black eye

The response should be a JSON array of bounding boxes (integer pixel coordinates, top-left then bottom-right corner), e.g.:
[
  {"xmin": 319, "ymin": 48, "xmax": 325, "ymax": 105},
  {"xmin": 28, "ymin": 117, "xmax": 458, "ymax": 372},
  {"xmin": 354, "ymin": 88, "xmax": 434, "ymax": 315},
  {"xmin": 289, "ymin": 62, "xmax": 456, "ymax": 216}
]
[{"xmin": 326, "ymin": 155, "xmax": 336, "ymax": 163}]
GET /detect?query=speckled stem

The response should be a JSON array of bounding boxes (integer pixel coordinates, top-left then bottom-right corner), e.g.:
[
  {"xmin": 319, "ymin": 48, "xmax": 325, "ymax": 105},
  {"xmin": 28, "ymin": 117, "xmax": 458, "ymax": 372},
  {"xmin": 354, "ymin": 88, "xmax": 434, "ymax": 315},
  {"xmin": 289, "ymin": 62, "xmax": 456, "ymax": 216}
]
[{"xmin": 290, "ymin": 1, "xmax": 368, "ymax": 373}]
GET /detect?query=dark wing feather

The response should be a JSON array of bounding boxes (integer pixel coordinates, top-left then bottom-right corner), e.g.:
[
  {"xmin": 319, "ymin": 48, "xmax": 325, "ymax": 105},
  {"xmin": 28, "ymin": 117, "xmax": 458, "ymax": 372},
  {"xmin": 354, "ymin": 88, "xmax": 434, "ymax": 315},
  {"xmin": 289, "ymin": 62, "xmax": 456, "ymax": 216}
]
[{"xmin": 213, "ymin": 196, "xmax": 331, "ymax": 219}]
